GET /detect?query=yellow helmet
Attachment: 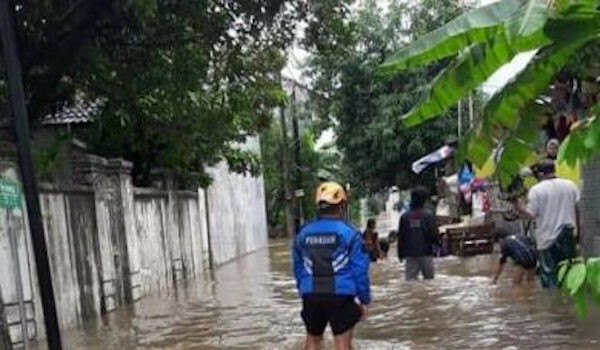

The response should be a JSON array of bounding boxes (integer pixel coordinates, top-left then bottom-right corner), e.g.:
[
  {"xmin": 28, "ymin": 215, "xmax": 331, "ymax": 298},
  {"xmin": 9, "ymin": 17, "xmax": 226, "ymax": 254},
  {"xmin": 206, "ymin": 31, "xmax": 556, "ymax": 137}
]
[{"xmin": 315, "ymin": 181, "xmax": 347, "ymax": 205}]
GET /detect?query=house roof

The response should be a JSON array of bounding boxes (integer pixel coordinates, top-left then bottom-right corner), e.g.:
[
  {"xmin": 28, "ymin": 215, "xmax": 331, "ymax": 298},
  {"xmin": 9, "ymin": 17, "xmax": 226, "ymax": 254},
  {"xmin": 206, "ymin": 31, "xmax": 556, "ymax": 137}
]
[{"xmin": 42, "ymin": 99, "xmax": 102, "ymax": 125}]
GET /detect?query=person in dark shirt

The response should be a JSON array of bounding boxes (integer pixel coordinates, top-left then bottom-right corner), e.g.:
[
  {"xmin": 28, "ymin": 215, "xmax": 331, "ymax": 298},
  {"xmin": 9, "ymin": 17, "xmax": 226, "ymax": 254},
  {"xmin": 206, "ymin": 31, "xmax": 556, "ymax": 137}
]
[
  {"xmin": 397, "ymin": 187, "xmax": 439, "ymax": 280},
  {"xmin": 491, "ymin": 229, "xmax": 537, "ymax": 285},
  {"xmin": 363, "ymin": 219, "xmax": 382, "ymax": 262}
]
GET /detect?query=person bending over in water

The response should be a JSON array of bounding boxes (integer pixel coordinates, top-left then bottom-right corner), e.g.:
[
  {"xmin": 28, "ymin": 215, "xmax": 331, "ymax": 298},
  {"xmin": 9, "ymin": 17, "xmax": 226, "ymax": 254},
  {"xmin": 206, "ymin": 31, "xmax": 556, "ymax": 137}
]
[{"xmin": 491, "ymin": 228, "xmax": 537, "ymax": 285}]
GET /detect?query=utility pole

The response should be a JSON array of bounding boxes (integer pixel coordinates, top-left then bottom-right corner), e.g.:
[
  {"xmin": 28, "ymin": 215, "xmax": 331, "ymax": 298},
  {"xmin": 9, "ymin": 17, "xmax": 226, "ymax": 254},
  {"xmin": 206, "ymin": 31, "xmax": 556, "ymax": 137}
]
[
  {"xmin": 0, "ymin": 1, "xmax": 63, "ymax": 348},
  {"xmin": 279, "ymin": 105, "xmax": 295, "ymax": 237},
  {"xmin": 290, "ymin": 83, "xmax": 304, "ymax": 227}
]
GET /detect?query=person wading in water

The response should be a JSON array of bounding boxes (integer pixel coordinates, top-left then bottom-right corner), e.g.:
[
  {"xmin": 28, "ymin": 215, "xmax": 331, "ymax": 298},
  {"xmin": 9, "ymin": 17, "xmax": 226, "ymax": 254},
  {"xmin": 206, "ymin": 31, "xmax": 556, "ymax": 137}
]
[
  {"xmin": 491, "ymin": 228, "xmax": 538, "ymax": 285},
  {"xmin": 293, "ymin": 182, "xmax": 371, "ymax": 350},
  {"xmin": 513, "ymin": 160, "xmax": 580, "ymax": 288},
  {"xmin": 363, "ymin": 218, "xmax": 382, "ymax": 262},
  {"xmin": 397, "ymin": 186, "xmax": 439, "ymax": 280}
]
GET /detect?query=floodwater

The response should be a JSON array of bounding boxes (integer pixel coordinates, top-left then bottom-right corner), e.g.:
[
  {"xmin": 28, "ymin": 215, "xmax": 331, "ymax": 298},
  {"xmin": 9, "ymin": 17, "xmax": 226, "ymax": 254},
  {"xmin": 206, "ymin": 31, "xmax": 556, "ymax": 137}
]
[{"xmin": 34, "ymin": 241, "xmax": 600, "ymax": 350}]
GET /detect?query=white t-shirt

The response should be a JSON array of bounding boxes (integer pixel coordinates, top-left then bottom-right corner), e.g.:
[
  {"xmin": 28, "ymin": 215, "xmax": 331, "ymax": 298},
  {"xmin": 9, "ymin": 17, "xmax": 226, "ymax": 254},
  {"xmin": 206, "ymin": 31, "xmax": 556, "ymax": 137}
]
[{"xmin": 527, "ymin": 178, "xmax": 580, "ymax": 250}]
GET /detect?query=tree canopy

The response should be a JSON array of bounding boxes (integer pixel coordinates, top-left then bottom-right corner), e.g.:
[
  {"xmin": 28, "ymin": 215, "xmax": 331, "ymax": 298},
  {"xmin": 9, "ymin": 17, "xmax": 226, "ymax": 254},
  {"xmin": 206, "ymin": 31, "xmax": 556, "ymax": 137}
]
[
  {"xmin": 3, "ymin": 0, "xmax": 306, "ymax": 186},
  {"xmin": 304, "ymin": 0, "xmax": 466, "ymax": 195}
]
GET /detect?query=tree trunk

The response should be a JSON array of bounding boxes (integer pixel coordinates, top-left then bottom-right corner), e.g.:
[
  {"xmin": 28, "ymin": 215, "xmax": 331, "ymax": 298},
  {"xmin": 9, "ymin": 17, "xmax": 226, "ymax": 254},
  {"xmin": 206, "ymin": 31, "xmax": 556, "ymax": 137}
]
[{"xmin": 580, "ymin": 157, "xmax": 600, "ymax": 257}]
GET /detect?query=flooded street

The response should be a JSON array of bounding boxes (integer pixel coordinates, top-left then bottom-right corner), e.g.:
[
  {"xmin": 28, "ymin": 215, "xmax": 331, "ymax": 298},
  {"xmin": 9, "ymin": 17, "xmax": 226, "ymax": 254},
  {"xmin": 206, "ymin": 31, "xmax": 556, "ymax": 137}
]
[{"xmin": 38, "ymin": 241, "xmax": 600, "ymax": 350}]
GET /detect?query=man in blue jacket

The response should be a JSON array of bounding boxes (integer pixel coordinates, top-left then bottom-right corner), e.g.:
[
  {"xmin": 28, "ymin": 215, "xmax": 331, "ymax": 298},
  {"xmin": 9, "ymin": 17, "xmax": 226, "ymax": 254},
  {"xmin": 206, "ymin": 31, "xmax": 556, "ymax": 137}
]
[{"xmin": 293, "ymin": 181, "xmax": 371, "ymax": 350}]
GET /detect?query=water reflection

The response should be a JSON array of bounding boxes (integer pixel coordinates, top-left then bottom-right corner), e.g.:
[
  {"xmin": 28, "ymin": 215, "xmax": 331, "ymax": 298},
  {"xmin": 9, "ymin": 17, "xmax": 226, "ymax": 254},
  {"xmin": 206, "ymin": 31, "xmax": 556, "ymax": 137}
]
[{"xmin": 33, "ymin": 242, "xmax": 600, "ymax": 349}]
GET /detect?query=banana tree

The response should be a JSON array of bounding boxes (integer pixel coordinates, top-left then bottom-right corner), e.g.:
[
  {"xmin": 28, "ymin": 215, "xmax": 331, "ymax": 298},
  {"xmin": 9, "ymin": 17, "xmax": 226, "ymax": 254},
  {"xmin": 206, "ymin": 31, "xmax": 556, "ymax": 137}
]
[
  {"xmin": 380, "ymin": 0, "xmax": 600, "ymax": 187},
  {"xmin": 381, "ymin": 0, "xmax": 600, "ymax": 315}
]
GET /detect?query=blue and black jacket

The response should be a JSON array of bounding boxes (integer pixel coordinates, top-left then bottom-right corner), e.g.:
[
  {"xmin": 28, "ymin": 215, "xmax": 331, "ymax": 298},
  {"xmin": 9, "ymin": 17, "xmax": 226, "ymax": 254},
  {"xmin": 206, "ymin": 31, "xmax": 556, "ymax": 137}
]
[{"xmin": 293, "ymin": 218, "xmax": 371, "ymax": 305}]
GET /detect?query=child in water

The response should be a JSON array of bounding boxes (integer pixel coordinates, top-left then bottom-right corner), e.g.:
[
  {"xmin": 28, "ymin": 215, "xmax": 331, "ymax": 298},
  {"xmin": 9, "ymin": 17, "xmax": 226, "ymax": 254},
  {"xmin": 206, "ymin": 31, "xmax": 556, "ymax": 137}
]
[{"xmin": 363, "ymin": 219, "xmax": 382, "ymax": 262}]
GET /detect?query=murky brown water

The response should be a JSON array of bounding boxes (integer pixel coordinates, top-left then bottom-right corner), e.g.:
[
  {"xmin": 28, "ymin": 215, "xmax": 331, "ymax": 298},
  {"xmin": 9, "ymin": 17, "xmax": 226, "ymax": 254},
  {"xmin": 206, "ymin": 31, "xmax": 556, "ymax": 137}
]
[{"xmin": 34, "ymin": 241, "xmax": 600, "ymax": 349}]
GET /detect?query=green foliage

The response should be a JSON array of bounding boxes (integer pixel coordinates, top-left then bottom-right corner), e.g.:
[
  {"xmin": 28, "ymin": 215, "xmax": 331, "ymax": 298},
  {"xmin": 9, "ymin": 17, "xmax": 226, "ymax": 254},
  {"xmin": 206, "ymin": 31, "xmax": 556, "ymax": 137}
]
[
  {"xmin": 493, "ymin": 104, "xmax": 546, "ymax": 186},
  {"xmin": 379, "ymin": 0, "xmax": 523, "ymax": 73},
  {"xmin": 587, "ymin": 258, "xmax": 600, "ymax": 305},
  {"xmin": 32, "ymin": 133, "xmax": 70, "ymax": 182},
  {"xmin": 559, "ymin": 113, "xmax": 600, "ymax": 167},
  {"xmin": 366, "ymin": 195, "xmax": 384, "ymax": 217},
  {"xmin": 348, "ymin": 198, "xmax": 362, "ymax": 227},
  {"xmin": 8, "ymin": 0, "xmax": 305, "ymax": 186},
  {"xmin": 260, "ymin": 115, "xmax": 341, "ymax": 233},
  {"xmin": 565, "ymin": 261, "xmax": 587, "ymax": 296},
  {"xmin": 298, "ymin": 130, "xmax": 323, "ymax": 222},
  {"xmin": 382, "ymin": 0, "xmax": 552, "ymax": 127},
  {"xmin": 380, "ymin": 0, "xmax": 600, "ymax": 188},
  {"xmin": 306, "ymin": 0, "xmax": 464, "ymax": 194},
  {"xmin": 261, "ymin": 122, "xmax": 285, "ymax": 232},
  {"xmin": 559, "ymin": 257, "xmax": 600, "ymax": 318}
]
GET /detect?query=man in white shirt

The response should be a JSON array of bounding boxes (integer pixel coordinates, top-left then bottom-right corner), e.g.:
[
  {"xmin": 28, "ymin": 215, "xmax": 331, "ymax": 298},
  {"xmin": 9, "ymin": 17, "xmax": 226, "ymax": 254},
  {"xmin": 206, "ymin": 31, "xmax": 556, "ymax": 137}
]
[{"xmin": 514, "ymin": 160, "xmax": 580, "ymax": 288}]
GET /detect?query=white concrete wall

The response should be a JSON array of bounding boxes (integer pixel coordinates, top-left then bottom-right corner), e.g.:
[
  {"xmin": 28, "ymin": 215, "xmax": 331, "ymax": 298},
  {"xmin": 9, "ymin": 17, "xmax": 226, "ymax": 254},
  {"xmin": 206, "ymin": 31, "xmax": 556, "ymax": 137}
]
[
  {"xmin": 197, "ymin": 190, "xmax": 211, "ymax": 269},
  {"xmin": 0, "ymin": 136, "xmax": 269, "ymax": 344},
  {"xmin": 0, "ymin": 172, "xmax": 104, "ymax": 345},
  {"xmin": 133, "ymin": 194, "xmax": 171, "ymax": 295},
  {"xmin": 132, "ymin": 191, "xmax": 211, "ymax": 297},
  {"xmin": 178, "ymin": 196, "xmax": 206, "ymax": 277},
  {"xmin": 39, "ymin": 193, "xmax": 80, "ymax": 327},
  {"xmin": 206, "ymin": 137, "xmax": 268, "ymax": 266},
  {"xmin": 92, "ymin": 184, "xmax": 119, "ymax": 313},
  {"xmin": 0, "ymin": 161, "xmax": 37, "ymax": 345}
]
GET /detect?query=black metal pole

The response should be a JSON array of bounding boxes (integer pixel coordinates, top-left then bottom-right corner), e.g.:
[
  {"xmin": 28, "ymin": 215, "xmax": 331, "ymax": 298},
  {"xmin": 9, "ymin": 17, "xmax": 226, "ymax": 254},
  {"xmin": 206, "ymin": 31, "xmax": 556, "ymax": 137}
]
[
  {"xmin": 290, "ymin": 85, "xmax": 304, "ymax": 227},
  {"xmin": 0, "ymin": 0, "xmax": 63, "ymax": 349}
]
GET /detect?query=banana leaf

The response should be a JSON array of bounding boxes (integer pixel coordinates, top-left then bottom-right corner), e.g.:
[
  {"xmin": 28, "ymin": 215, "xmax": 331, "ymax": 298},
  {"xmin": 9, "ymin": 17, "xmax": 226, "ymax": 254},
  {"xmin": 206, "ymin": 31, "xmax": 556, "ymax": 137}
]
[
  {"xmin": 482, "ymin": 13, "xmax": 600, "ymax": 133},
  {"xmin": 401, "ymin": 29, "xmax": 550, "ymax": 127},
  {"xmin": 493, "ymin": 105, "xmax": 545, "ymax": 187},
  {"xmin": 380, "ymin": 0, "xmax": 546, "ymax": 75},
  {"xmin": 559, "ymin": 115, "xmax": 600, "ymax": 166},
  {"xmin": 556, "ymin": 0, "xmax": 600, "ymax": 15},
  {"xmin": 396, "ymin": 0, "xmax": 552, "ymax": 127}
]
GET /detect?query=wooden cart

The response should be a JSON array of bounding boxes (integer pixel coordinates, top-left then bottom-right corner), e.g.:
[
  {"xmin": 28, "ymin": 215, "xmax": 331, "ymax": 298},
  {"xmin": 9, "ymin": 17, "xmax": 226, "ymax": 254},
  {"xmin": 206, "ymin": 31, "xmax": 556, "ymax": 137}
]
[{"xmin": 443, "ymin": 222, "xmax": 495, "ymax": 257}]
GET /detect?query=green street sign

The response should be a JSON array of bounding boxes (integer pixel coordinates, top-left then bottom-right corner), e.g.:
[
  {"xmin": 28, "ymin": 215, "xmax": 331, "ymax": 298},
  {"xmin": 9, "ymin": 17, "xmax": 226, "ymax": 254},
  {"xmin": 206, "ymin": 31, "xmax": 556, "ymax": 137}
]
[{"xmin": 0, "ymin": 178, "xmax": 22, "ymax": 209}]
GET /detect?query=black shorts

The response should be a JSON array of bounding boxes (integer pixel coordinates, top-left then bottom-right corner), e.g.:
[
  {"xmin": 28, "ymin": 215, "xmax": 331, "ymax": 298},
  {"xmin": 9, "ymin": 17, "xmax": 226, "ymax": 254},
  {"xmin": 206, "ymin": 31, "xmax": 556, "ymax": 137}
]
[
  {"xmin": 504, "ymin": 256, "xmax": 536, "ymax": 270},
  {"xmin": 301, "ymin": 295, "xmax": 362, "ymax": 336},
  {"xmin": 515, "ymin": 258, "xmax": 537, "ymax": 270},
  {"xmin": 379, "ymin": 240, "xmax": 390, "ymax": 254}
]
